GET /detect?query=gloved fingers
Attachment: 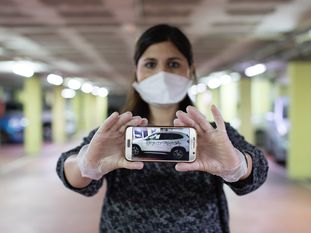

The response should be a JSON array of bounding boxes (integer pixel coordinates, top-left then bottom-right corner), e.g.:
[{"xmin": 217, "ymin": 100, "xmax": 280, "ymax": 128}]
[
  {"xmin": 119, "ymin": 116, "xmax": 147, "ymax": 134},
  {"xmin": 175, "ymin": 161, "xmax": 200, "ymax": 172},
  {"xmin": 173, "ymin": 118, "xmax": 186, "ymax": 127},
  {"xmin": 186, "ymin": 106, "xmax": 214, "ymax": 133},
  {"xmin": 97, "ymin": 112, "xmax": 119, "ymax": 134},
  {"xmin": 116, "ymin": 158, "xmax": 144, "ymax": 170},
  {"xmin": 210, "ymin": 105, "xmax": 226, "ymax": 132},
  {"xmin": 176, "ymin": 110, "xmax": 203, "ymax": 135},
  {"xmin": 110, "ymin": 111, "xmax": 133, "ymax": 132}
]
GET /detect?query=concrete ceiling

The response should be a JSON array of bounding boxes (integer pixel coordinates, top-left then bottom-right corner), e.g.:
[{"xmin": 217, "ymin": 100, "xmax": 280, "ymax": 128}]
[{"xmin": 1, "ymin": 0, "xmax": 311, "ymax": 93}]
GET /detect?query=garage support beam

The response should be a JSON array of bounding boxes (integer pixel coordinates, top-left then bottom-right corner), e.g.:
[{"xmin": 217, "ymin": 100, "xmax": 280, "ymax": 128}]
[
  {"xmin": 239, "ymin": 77, "xmax": 254, "ymax": 143},
  {"xmin": 52, "ymin": 86, "xmax": 66, "ymax": 143},
  {"xmin": 24, "ymin": 77, "xmax": 42, "ymax": 155},
  {"xmin": 220, "ymin": 82, "xmax": 238, "ymax": 123},
  {"xmin": 288, "ymin": 62, "xmax": 311, "ymax": 179},
  {"xmin": 95, "ymin": 96, "xmax": 108, "ymax": 126}
]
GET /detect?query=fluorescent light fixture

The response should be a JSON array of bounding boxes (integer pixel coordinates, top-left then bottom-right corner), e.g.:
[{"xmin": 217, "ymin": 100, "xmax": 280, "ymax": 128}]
[
  {"xmin": 91, "ymin": 86, "xmax": 100, "ymax": 96},
  {"xmin": 220, "ymin": 74, "xmax": 232, "ymax": 85},
  {"xmin": 81, "ymin": 82, "xmax": 93, "ymax": 93},
  {"xmin": 98, "ymin": 87, "xmax": 108, "ymax": 97},
  {"xmin": 47, "ymin": 74, "xmax": 63, "ymax": 85},
  {"xmin": 67, "ymin": 79, "xmax": 81, "ymax": 90},
  {"xmin": 12, "ymin": 61, "xmax": 34, "ymax": 78},
  {"xmin": 207, "ymin": 78, "xmax": 222, "ymax": 89},
  {"xmin": 245, "ymin": 64, "xmax": 266, "ymax": 77},
  {"xmin": 61, "ymin": 88, "xmax": 76, "ymax": 99}
]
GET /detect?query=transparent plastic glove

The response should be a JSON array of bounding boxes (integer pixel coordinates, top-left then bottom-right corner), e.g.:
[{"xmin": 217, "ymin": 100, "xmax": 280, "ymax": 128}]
[
  {"xmin": 77, "ymin": 144, "xmax": 104, "ymax": 180},
  {"xmin": 174, "ymin": 105, "xmax": 249, "ymax": 182},
  {"xmin": 217, "ymin": 148, "xmax": 248, "ymax": 183},
  {"xmin": 76, "ymin": 112, "xmax": 147, "ymax": 181}
]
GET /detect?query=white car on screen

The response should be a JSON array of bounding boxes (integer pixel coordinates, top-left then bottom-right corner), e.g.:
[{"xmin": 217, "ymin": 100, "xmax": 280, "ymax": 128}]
[{"xmin": 132, "ymin": 131, "xmax": 189, "ymax": 159}]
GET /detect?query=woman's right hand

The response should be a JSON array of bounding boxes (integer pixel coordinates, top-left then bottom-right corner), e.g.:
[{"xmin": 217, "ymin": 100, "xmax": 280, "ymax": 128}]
[{"xmin": 83, "ymin": 111, "xmax": 147, "ymax": 177}]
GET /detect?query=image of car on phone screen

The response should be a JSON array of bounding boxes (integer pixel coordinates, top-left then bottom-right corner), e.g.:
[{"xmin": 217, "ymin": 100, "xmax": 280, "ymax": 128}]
[{"xmin": 132, "ymin": 131, "xmax": 189, "ymax": 160}]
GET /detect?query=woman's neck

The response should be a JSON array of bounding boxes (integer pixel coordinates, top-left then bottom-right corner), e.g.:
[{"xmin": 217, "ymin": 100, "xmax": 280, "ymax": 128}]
[{"xmin": 149, "ymin": 104, "xmax": 178, "ymax": 126}]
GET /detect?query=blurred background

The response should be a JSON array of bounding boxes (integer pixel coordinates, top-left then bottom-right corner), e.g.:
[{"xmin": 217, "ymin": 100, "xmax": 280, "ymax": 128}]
[{"xmin": 0, "ymin": 0, "xmax": 311, "ymax": 232}]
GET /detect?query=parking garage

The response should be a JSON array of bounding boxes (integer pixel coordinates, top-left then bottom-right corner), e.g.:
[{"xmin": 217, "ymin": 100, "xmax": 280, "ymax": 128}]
[{"xmin": 0, "ymin": 0, "xmax": 311, "ymax": 233}]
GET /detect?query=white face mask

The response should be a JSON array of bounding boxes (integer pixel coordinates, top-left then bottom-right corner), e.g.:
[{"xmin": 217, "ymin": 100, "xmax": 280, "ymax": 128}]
[{"xmin": 133, "ymin": 71, "xmax": 192, "ymax": 106}]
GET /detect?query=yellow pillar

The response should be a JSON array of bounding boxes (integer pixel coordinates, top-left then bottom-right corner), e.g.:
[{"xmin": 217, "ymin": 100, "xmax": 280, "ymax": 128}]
[
  {"xmin": 82, "ymin": 94, "xmax": 97, "ymax": 131},
  {"xmin": 239, "ymin": 78, "xmax": 254, "ymax": 143},
  {"xmin": 95, "ymin": 96, "xmax": 108, "ymax": 126},
  {"xmin": 23, "ymin": 77, "xmax": 42, "ymax": 155},
  {"xmin": 219, "ymin": 82, "xmax": 239, "ymax": 122},
  {"xmin": 196, "ymin": 90, "xmax": 212, "ymax": 119},
  {"xmin": 52, "ymin": 86, "xmax": 66, "ymax": 143},
  {"xmin": 73, "ymin": 91, "xmax": 83, "ymax": 134},
  {"xmin": 288, "ymin": 62, "xmax": 311, "ymax": 179},
  {"xmin": 251, "ymin": 78, "xmax": 272, "ymax": 117}
]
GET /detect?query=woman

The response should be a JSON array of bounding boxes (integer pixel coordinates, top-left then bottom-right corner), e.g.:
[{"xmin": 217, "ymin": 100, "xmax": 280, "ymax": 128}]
[{"xmin": 56, "ymin": 24, "xmax": 268, "ymax": 232}]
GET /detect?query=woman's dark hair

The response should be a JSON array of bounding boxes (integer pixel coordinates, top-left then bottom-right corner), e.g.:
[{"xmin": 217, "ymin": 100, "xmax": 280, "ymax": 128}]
[
  {"xmin": 134, "ymin": 24, "xmax": 193, "ymax": 66},
  {"xmin": 122, "ymin": 24, "xmax": 194, "ymax": 117}
]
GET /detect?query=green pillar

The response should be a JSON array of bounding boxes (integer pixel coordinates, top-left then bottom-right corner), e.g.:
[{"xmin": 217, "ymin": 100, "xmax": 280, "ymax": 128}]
[
  {"xmin": 23, "ymin": 77, "xmax": 42, "ymax": 155},
  {"xmin": 52, "ymin": 86, "xmax": 66, "ymax": 143},
  {"xmin": 239, "ymin": 78, "xmax": 254, "ymax": 143},
  {"xmin": 220, "ymin": 82, "xmax": 239, "ymax": 122},
  {"xmin": 95, "ymin": 96, "xmax": 108, "ymax": 126},
  {"xmin": 82, "ymin": 93, "xmax": 96, "ymax": 131},
  {"xmin": 288, "ymin": 62, "xmax": 311, "ymax": 179},
  {"xmin": 196, "ymin": 90, "xmax": 212, "ymax": 119},
  {"xmin": 251, "ymin": 78, "xmax": 273, "ymax": 116},
  {"xmin": 73, "ymin": 91, "xmax": 84, "ymax": 134}
]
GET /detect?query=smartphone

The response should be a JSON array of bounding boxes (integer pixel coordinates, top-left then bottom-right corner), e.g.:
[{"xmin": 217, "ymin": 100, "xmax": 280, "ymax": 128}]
[{"xmin": 125, "ymin": 126, "xmax": 197, "ymax": 162}]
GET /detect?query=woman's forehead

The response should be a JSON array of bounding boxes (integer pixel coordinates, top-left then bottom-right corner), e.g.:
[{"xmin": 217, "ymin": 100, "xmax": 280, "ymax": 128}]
[{"xmin": 140, "ymin": 41, "xmax": 186, "ymax": 60}]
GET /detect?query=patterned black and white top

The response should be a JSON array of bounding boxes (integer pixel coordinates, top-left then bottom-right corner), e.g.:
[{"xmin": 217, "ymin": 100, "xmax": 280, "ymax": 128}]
[{"xmin": 56, "ymin": 123, "xmax": 268, "ymax": 233}]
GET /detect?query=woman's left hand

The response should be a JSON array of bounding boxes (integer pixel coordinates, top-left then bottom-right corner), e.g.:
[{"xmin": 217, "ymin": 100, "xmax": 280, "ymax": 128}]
[{"xmin": 174, "ymin": 105, "xmax": 244, "ymax": 178}]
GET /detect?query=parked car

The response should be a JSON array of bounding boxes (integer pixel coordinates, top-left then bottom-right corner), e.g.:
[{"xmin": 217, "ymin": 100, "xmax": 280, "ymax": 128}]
[
  {"xmin": 132, "ymin": 131, "xmax": 189, "ymax": 159},
  {"xmin": 254, "ymin": 96, "xmax": 290, "ymax": 163},
  {"xmin": 0, "ymin": 102, "xmax": 76, "ymax": 143},
  {"xmin": 0, "ymin": 102, "xmax": 25, "ymax": 143}
]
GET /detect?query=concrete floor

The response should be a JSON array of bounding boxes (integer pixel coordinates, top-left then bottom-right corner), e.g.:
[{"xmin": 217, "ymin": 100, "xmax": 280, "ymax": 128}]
[{"xmin": 0, "ymin": 142, "xmax": 310, "ymax": 233}]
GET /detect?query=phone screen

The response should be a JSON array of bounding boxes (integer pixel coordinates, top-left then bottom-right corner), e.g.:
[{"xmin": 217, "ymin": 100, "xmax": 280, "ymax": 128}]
[{"xmin": 126, "ymin": 126, "xmax": 196, "ymax": 162}]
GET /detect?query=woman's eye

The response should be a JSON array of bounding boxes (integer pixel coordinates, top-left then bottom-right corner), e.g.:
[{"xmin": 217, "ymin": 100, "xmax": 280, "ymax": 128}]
[
  {"xmin": 168, "ymin": 61, "xmax": 180, "ymax": 68},
  {"xmin": 145, "ymin": 62, "xmax": 156, "ymax": 68}
]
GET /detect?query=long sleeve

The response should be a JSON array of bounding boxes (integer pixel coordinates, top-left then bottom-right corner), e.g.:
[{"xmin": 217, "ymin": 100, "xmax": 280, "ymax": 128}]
[
  {"xmin": 56, "ymin": 128, "xmax": 104, "ymax": 197},
  {"xmin": 223, "ymin": 123, "xmax": 269, "ymax": 195}
]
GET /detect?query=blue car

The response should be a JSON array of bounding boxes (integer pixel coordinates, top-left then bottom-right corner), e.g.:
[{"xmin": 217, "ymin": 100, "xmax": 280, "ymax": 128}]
[{"xmin": 0, "ymin": 103, "xmax": 26, "ymax": 143}]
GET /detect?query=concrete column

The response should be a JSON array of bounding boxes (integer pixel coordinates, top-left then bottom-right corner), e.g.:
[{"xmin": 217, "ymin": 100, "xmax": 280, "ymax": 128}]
[
  {"xmin": 251, "ymin": 78, "xmax": 273, "ymax": 117},
  {"xmin": 239, "ymin": 77, "xmax": 254, "ymax": 143},
  {"xmin": 82, "ymin": 93, "xmax": 96, "ymax": 131},
  {"xmin": 196, "ymin": 90, "xmax": 212, "ymax": 119},
  {"xmin": 52, "ymin": 86, "xmax": 66, "ymax": 143},
  {"xmin": 95, "ymin": 96, "xmax": 108, "ymax": 126},
  {"xmin": 23, "ymin": 77, "xmax": 42, "ymax": 155},
  {"xmin": 73, "ymin": 91, "xmax": 83, "ymax": 134},
  {"xmin": 220, "ymin": 82, "xmax": 239, "ymax": 123},
  {"xmin": 288, "ymin": 62, "xmax": 311, "ymax": 179}
]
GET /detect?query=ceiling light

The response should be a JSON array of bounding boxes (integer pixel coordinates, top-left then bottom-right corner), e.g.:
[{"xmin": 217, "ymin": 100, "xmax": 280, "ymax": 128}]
[
  {"xmin": 61, "ymin": 88, "xmax": 76, "ymax": 99},
  {"xmin": 220, "ymin": 74, "xmax": 232, "ymax": 85},
  {"xmin": 244, "ymin": 64, "xmax": 266, "ymax": 77},
  {"xmin": 81, "ymin": 82, "xmax": 93, "ymax": 93},
  {"xmin": 47, "ymin": 74, "xmax": 63, "ymax": 85},
  {"xmin": 207, "ymin": 78, "xmax": 222, "ymax": 89},
  {"xmin": 91, "ymin": 86, "xmax": 100, "ymax": 96},
  {"xmin": 12, "ymin": 61, "xmax": 34, "ymax": 78},
  {"xmin": 67, "ymin": 79, "xmax": 82, "ymax": 90},
  {"xmin": 98, "ymin": 87, "xmax": 109, "ymax": 97}
]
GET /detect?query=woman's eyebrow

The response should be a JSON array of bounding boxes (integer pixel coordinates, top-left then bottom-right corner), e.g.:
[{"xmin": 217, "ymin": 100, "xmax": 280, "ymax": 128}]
[
  {"xmin": 167, "ymin": 57, "xmax": 183, "ymax": 61},
  {"xmin": 143, "ymin": 58, "xmax": 157, "ymax": 61}
]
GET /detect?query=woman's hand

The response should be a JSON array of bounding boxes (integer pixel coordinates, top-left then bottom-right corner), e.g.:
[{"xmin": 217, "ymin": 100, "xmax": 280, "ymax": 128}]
[
  {"xmin": 174, "ymin": 105, "xmax": 247, "ymax": 180},
  {"xmin": 83, "ymin": 111, "xmax": 147, "ymax": 177}
]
